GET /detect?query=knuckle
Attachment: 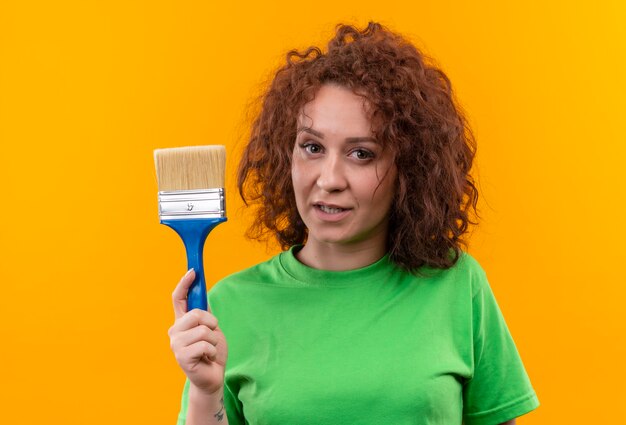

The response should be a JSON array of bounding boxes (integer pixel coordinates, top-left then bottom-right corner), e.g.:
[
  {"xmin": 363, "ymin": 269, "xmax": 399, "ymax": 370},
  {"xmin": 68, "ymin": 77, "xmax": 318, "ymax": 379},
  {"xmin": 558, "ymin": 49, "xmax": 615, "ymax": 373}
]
[
  {"xmin": 210, "ymin": 315, "xmax": 219, "ymax": 327},
  {"xmin": 169, "ymin": 335, "xmax": 179, "ymax": 352},
  {"xmin": 200, "ymin": 325, "xmax": 212, "ymax": 339},
  {"xmin": 207, "ymin": 330, "xmax": 218, "ymax": 344}
]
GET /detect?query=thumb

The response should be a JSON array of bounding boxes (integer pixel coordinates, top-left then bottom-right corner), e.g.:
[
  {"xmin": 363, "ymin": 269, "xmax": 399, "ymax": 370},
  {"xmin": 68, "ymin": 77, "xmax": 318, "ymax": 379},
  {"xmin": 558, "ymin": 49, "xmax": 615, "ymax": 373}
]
[{"xmin": 172, "ymin": 268, "xmax": 196, "ymax": 319}]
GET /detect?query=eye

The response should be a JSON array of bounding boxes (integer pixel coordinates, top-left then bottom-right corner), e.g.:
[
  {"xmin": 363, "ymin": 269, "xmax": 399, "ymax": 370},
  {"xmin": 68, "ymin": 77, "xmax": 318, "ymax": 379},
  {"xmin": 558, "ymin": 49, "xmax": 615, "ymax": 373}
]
[
  {"xmin": 300, "ymin": 142, "xmax": 322, "ymax": 155},
  {"xmin": 350, "ymin": 149, "xmax": 375, "ymax": 160}
]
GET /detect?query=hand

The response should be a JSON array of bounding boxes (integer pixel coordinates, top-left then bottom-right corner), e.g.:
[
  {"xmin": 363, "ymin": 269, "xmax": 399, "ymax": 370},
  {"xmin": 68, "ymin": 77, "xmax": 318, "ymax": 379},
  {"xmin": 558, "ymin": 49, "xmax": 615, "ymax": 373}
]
[{"xmin": 168, "ymin": 269, "xmax": 228, "ymax": 396}]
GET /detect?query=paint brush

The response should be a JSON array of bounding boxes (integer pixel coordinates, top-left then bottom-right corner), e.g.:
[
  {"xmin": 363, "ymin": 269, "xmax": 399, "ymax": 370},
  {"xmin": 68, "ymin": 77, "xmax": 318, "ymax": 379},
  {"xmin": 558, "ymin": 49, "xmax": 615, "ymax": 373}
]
[{"xmin": 154, "ymin": 145, "xmax": 227, "ymax": 311}]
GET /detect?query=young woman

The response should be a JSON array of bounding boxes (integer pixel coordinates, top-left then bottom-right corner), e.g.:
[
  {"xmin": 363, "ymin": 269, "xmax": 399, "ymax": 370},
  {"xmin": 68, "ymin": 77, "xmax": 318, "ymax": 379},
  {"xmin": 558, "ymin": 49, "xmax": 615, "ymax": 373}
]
[{"xmin": 168, "ymin": 22, "xmax": 539, "ymax": 425}]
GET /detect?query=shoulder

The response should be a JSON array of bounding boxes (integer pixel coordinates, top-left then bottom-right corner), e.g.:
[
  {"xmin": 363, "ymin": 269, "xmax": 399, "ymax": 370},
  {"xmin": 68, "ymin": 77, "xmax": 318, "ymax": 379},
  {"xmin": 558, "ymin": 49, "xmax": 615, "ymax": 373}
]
[
  {"xmin": 459, "ymin": 251, "xmax": 490, "ymax": 295},
  {"xmin": 427, "ymin": 250, "xmax": 489, "ymax": 298},
  {"xmin": 208, "ymin": 251, "xmax": 285, "ymax": 296},
  {"xmin": 455, "ymin": 251, "xmax": 487, "ymax": 280}
]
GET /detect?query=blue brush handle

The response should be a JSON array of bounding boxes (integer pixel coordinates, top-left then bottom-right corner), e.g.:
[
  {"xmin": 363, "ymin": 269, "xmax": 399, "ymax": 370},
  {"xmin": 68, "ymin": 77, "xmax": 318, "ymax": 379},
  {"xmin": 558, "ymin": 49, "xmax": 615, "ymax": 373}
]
[{"xmin": 161, "ymin": 217, "xmax": 227, "ymax": 311}]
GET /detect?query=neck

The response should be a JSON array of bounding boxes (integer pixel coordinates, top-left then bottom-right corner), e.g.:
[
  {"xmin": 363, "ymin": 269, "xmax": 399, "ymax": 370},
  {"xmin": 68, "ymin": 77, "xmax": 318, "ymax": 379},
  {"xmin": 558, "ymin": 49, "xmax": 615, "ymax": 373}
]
[{"xmin": 295, "ymin": 239, "xmax": 387, "ymax": 271}]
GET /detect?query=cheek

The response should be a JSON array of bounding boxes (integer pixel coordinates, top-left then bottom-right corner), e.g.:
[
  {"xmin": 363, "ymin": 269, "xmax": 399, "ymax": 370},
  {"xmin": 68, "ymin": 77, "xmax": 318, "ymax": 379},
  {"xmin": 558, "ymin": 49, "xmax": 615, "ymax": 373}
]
[
  {"xmin": 290, "ymin": 162, "xmax": 301, "ymax": 189},
  {"xmin": 291, "ymin": 156, "xmax": 314, "ymax": 186},
  {"xmin": 370, "ymin": 169, "xmax": 397, "ymax": 208},
  {"xmin": 290, "ymin": 159, "xmax": 308, "ymax": 200}
]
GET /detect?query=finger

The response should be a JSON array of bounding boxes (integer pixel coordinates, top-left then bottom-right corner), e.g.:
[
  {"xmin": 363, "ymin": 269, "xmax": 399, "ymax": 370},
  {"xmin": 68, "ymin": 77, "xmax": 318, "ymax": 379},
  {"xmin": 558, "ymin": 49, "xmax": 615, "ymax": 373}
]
[
  {"xmin": 170, "ymin": 325, "xmax": 219, "ymax": 352},
  {"xmin": 172, "ymin": 269, "xmax": 195, "ymax": 319},
  {"xmin": 169, "ymin": 308, "xmax": 219, "ymax": 337},
  {"xmin": 183, "ymin": 308, "xmax": 219, "ymax": 329},
  {"xmin": 178, "ymin": 340, "xmax": 218, "ymax": 365}
]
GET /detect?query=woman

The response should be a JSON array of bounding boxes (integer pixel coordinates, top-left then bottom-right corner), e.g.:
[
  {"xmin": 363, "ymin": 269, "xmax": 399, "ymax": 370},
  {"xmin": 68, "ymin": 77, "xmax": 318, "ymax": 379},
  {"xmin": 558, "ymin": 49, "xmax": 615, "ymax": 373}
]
[{"xmin": 168, "ymin": 22, "xmax": 539, "ymax": 425}]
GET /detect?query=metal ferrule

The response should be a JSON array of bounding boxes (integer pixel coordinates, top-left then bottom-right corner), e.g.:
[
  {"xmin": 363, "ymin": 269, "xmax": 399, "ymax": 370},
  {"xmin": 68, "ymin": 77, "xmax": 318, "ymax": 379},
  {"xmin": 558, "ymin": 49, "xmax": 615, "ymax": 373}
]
[{"xmin": 158, "ymin": 188, "xmax": 225, "ymax": 220}]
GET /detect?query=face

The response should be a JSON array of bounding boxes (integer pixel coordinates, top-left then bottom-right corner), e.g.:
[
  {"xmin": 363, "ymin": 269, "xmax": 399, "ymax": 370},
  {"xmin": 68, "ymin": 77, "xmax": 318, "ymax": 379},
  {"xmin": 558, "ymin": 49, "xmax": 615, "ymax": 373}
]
[{"xmin": 291, "ymin": 84, "xmax": 397, "ymax": 250}]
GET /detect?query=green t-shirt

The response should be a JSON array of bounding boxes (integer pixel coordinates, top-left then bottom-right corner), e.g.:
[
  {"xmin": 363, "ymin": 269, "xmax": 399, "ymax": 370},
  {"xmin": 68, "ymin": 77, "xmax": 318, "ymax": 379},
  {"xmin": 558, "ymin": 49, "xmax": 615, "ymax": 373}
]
[{"xmin": 177, "ymin": 247, "xmax": 539, "ymax": 425}]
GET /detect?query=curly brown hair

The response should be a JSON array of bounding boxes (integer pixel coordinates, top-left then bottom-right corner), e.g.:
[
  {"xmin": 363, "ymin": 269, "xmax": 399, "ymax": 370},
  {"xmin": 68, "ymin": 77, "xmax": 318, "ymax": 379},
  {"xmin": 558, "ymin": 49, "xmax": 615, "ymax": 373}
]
[{"xmin": 238, "ymin": 22, "xmax": 480, "ymax": 272}]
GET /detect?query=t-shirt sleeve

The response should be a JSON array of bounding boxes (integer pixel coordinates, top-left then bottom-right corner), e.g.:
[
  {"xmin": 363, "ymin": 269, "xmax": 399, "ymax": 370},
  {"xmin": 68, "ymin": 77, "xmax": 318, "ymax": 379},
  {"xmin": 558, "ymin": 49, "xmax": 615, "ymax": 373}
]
[
  {"xmin": 176, "ymin": 378, "xmax": 246, "ymax": 425},
  {"xmin": 462, "ymin": 266, "xmax": 539, "ymax": 425}
]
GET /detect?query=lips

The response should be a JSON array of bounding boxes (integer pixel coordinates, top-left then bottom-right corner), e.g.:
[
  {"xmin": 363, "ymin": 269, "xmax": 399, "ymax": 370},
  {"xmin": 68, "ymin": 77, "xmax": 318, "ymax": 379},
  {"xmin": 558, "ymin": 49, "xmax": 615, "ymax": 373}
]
[
  {"xmin": 314, "ymin": 202, "xmax": 350, "ymax": 214},
  {"xmin": 317, "ymin": 205, "xmax": 345, "ymax": 214},
  {"xmin": 312, "ymin": 202, "xmax": 352, "ymax": 222}
]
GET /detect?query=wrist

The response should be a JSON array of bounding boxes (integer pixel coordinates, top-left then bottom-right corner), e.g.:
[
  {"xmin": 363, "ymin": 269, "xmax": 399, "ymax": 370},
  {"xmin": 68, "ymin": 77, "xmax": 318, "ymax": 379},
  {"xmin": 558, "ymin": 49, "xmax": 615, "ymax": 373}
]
[
  {"xmin": 189, "ymin": 382, "xmax": 224, "ymax": 401},
  {"xmin": 187, "ymin": 384, "xmax": 226, "ymax": 424}
]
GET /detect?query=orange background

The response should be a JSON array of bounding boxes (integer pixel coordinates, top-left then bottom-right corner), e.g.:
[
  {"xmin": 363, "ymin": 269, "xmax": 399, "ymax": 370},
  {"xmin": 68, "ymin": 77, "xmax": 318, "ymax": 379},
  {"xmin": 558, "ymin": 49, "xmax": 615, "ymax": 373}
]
[{"xmin": 1, "ymin": 1, "xmax": 625, "ymax": 423}]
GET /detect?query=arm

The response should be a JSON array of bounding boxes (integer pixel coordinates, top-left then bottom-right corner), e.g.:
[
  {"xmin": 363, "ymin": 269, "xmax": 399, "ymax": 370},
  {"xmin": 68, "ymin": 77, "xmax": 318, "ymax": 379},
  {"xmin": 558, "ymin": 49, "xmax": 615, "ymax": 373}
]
[{"xmin": 186, "ymin": 385, "xmax": 229, "ymax": 425}]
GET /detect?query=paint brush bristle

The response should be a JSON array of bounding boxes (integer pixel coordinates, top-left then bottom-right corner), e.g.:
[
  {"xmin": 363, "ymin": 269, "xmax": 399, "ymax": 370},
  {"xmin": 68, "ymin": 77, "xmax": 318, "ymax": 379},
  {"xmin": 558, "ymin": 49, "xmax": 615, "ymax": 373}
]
[{"xmin": 154, "ymin": 145, "xmax": 225, "ymax": 192}]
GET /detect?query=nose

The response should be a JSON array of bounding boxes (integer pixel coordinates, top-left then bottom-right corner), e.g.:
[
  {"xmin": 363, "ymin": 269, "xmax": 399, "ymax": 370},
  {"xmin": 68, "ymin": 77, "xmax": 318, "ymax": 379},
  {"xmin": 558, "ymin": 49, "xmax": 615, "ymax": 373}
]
[{"xmin": 316, "ymin": 154, "xmax": 348, "ymax": 192}]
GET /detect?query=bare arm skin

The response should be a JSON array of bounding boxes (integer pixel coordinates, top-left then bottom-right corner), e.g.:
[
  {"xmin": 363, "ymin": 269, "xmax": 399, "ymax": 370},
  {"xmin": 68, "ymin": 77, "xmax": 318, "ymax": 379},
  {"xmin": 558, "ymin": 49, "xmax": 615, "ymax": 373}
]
[{"xmin": 186, "ymin": 385, "xmax": 228, "ymax": 425}]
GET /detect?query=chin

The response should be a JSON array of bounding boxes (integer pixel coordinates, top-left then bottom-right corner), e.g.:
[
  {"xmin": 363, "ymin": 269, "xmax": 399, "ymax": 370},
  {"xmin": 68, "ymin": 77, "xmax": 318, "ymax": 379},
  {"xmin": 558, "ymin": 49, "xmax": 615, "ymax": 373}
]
[{"xmin": 308, "ymin": 231, "xmax": 371, "ymax": 247}]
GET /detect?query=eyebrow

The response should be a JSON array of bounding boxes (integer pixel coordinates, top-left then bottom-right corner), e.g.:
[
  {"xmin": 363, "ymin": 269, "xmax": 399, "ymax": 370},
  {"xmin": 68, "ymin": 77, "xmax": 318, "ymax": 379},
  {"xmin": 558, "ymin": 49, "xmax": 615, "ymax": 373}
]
[{"xmin": 297, "ymin": 127, "xmax": 378, "ymax": 144}]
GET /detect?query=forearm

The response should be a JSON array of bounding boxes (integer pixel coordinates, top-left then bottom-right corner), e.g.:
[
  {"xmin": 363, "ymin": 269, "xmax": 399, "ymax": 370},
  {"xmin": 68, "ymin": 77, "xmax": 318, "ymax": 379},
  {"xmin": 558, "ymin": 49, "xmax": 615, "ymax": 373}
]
[{"xmin": 186, "ymin": 385, "xmax": 229, "ymax": 425}]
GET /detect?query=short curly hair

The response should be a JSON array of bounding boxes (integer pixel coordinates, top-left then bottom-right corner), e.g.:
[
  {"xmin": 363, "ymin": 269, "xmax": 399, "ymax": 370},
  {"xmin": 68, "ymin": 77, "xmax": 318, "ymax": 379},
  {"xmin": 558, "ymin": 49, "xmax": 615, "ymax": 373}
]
[{"xmin": 238, "ymin": 22, "xmax": 479, "ymax": 272}]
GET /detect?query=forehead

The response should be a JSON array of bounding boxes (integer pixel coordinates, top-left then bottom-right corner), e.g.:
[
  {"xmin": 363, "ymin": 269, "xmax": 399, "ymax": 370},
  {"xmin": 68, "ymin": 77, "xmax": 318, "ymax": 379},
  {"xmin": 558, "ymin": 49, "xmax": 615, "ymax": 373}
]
[{"xmin": 297, "ymin": 84, "xmax": 374, "ymax": 134}]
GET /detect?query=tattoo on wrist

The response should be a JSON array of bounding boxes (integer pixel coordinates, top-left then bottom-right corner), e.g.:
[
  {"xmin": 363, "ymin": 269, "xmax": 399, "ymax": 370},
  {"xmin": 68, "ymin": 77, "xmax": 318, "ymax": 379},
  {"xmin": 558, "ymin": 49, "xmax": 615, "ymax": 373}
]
[{"xmin": 213, "ymin": 396, "xmax": 225, "ymax": 422}]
